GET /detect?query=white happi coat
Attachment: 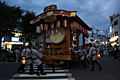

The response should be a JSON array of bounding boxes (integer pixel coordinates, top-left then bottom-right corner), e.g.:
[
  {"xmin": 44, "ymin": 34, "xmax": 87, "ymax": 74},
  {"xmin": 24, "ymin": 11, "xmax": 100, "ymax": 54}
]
[
  {"xmin": 21, "ymin": 48, "xmax": 32, "ymax": 64},
  {"xmin": 30, "ymin": 49, "xmax": 43, "ymax": 65},
  {"xmin": 78, "ymin": 49, "xmax": 84, "ymax": 60},
  {"xmin": 87, "ymin": 47, "xmax": 97, "ymax": 60}
]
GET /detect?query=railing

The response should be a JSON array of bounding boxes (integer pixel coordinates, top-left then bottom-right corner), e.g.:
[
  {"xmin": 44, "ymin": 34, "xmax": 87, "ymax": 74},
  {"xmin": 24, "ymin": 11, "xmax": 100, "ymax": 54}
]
[{"xmin": 41, "ymin": 50, "xmax": 71, "ymax": 56}]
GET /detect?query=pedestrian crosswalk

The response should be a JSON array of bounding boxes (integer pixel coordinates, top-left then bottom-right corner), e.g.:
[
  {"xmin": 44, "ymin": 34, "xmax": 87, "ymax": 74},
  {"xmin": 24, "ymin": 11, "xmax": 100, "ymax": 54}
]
[{"xmin": 9, "ymin": 64, "xmax": 75, "ymax": 80}]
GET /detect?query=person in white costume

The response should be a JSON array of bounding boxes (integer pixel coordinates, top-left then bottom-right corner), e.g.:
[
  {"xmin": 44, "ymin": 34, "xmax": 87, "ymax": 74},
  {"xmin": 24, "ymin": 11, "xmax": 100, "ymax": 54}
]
[
  {"xmin": 87, "ymin": 43, "xmax": 102, "ymax": 71},
  {"xmin": 30, "ymin": 45, "xmax": 46, "ymax": 76},
  {"xmin": 78, "ymin": 48, "xmax": 86, "ymax": 69},
  {"xmin": 18, "ymin": 45, "xmax": 34, "ymax": 74}
]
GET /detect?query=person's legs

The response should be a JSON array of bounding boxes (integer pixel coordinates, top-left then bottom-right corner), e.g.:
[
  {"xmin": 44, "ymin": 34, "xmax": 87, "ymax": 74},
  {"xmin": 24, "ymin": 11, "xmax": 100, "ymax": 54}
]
[
  {"xmin": 101, "ymin": 50, "xmax": 103, "ymax": 57},
  {"xmin": 86, "ymin": 58, "xmax": 90, "ymax": 66},
  {"xmin": 81, "ymin": 60, "xmax": 86, "ymax": 69},
  {"xmin": 94, "ymin": 60, "xmax": 102, "ymax": 70},
  {"xmin": 39, "ymin": 64, "xmax": 46, "ymax": 75},
  {"xmin": 18, "ymin": 64, "xmax": 25, "ymax": 73},
  {"xmin": 36, "ymin": 64, "xmax": 46, "ymax": 76},
  {"xmin": 90, "ymin": 60, "xmax": 94, "ymax": 71},
  {"xmin": 29, "ymin": 63, "xmax": 34, "ymax": 74}
]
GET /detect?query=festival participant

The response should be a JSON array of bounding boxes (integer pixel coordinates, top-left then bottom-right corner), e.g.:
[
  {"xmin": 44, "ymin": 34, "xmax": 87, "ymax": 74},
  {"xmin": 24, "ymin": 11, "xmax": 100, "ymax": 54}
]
[
  {"xmin": 113, "ymin": 45, "xmax": 119, "ymax": 61},
  {"xmin": 87, "ymin": 43, "xmax": 102, "ymax": 71},
  {"xmin": 78, "ymin": 48, "xmax": 86, "ymax": 69},
  {"xmin": 30, "ymin": 45, "xmax": 46, "ymax": 76},
  {"xmin": 18, "ymin": 45, "xmax": 34, "ymax": 74}
]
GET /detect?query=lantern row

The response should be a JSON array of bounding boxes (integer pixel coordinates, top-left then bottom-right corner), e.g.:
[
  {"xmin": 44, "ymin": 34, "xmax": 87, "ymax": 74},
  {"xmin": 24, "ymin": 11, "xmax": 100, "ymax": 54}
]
[
  {"xmin": 40, "ymin": 20, "xmax": 67, "ymax": 31},
  {"xmin": 39, "ymin": 20, "xmax": 88, "ymax": 36}
]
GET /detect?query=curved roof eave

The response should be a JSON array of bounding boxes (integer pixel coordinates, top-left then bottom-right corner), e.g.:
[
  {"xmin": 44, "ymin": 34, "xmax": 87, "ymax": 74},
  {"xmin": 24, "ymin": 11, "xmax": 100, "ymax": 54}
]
[
  {"xmin": 75, "ymin": 15, "xmax": 92, "ymax": 31},
  {"xmin": 30, "ymin": 10, "xmax": 92, "ymax": 31}
]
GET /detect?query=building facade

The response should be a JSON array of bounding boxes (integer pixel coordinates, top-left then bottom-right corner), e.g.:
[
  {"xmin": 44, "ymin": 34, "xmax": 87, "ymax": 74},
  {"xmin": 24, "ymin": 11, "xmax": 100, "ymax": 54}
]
[{"xmin": 109, "ymin": 13, "xmax": 120, "ymax": 46}]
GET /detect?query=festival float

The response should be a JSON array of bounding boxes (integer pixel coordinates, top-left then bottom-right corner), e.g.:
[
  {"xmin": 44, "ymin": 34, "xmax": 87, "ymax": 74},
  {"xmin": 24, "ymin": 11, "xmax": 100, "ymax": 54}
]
[{"xmin": 30, "ymin": 5, "xmax": 92, "ymax": 67}]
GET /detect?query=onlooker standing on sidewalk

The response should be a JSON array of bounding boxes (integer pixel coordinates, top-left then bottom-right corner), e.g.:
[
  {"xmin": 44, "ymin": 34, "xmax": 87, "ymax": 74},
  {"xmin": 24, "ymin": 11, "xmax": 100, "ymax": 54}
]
[
  {"xmin": 113, "ymin": 45, "xmax": 119, "ymax": 61},
  {"xmin": 108, "ymin": 45, "xmax": 113, "ymax": 56},
  {"xmin": 15, "ymin": 48, "xmax": 20, "ymax": 63},
  {"xmin": 87, "ymin": 43, "xmax": 102, "ymax": 71},
  {"xmin": 0, "ymin": 53, "xmax": 7, "ymax": 63},
  {"xmin": 118, "ymin": 46, "xmax": 120, "ymax": 57},
  {"xmin": 99, "ymin": 45, "xmax": 104, "ymax": 57}
]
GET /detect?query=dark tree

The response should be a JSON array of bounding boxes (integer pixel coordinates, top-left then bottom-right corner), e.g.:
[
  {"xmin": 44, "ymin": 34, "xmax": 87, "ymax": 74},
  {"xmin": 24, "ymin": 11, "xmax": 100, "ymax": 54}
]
[
  {"xmin": 21, "ymin": 10, "xmax": 36, "ymax": 44},
  {"xmin": 0, "ymin": 1, "xmax": 24, "ymax": 50}
]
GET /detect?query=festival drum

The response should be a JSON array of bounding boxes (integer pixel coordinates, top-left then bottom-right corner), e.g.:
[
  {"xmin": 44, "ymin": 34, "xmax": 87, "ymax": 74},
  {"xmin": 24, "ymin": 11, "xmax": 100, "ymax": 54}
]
[{"xmin": 48, "ymin": 27, "xmax": 65, "ymax": 44}]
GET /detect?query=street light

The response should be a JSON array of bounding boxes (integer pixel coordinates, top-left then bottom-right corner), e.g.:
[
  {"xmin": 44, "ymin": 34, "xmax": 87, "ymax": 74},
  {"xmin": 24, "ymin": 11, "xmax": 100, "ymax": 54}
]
[{"xmin": 100, "ymin": 30, "xmax": 108, "ymax": 47}]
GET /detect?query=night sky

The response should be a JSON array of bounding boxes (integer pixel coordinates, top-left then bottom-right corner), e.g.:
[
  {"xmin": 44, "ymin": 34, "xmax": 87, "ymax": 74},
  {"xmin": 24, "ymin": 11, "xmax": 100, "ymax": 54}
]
[{"xmin": 1, "ymin": 0, "xmax": 120, "ymax": 34}]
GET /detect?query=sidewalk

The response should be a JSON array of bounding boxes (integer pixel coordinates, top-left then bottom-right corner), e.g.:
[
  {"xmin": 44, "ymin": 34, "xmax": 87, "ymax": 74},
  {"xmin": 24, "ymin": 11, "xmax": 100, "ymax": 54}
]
[{"xmin": 0, "ymin": 62, "xmax": 20, "ymax": 64}]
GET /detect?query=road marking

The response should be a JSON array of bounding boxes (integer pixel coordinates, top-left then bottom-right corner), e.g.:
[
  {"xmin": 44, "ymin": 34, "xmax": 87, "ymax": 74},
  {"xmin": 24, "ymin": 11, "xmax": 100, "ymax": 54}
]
[{"xmin": 9, "ymin": 64, "xmax": 75, "ymax": 80}]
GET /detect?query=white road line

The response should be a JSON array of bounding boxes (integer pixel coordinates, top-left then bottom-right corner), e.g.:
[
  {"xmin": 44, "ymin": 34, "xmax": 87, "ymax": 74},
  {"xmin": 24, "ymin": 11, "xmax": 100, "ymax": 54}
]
[
  {"xmin": 9, "ymin": 78, "xmax": 75, "ymax": 80},
  {"xmin": 24, "ymin": 67, "xmax": 63, "ymax": 70},
  {"xmin": 10, "ymin": 64, "xmax": 75, "ymax": 80},
  {"xmin": 25, "ymin": 70, "xmax": 69, "ymax": 72},
  {"xmin": 13, "ymin": 73, "xmax": 67, "ymax": 77}
]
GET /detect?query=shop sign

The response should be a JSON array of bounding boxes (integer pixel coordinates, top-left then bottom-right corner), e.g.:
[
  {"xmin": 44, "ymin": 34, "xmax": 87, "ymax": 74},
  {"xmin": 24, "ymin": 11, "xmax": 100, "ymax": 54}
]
[{"xmin": 109, "ymin": 26, "xmax": 112, "ymax": 34}]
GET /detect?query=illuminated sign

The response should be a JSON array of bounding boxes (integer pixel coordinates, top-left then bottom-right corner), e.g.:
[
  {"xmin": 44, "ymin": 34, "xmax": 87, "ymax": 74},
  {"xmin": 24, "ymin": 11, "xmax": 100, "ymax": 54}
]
[
  {"xmin": 109, "ymin": 26, "xmax": 112, "ymax": 34},
  {"xmin": 2, "ymin": 37, "xmax": 4, "ymax": 41},
  {"xmin": 11, "ymin": 37, "xmax": 20, "ymax": 42}
]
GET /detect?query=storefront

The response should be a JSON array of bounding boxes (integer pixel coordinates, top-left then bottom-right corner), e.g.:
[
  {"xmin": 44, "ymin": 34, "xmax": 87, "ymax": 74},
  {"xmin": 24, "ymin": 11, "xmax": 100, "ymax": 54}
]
[{"xmin": 1, "ymin": 37, "xmax": 23, "ymax": 51}]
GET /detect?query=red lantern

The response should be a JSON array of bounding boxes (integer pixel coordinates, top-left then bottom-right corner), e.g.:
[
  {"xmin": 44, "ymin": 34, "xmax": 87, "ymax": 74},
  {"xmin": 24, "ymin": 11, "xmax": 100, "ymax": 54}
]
[
  {"xmin": 45, "ymin": 24, "xmax": 48, "ymax": 31},
  {"xmin": 51, "ymin": 23, "xmax": 54, "ymax": 29},
  {"xmin": 22, "ymin": 57, "xmax": 26, "ymax": 64},
  {"xmin": 57, "ymin": 21, "xmax": 60, "ymax": 28},
  {"xmin": 76, "ymin": 22, "xmax": 79, "ymax": 29},
  {"xmin": 40, "ymin": 24, "xmax": 43, "ymax": 30},
  {"xmin": 64, "ymin": 20, "xmax": 67, "ymax": 27},
  {"xmin": 97, "ymin": 52, "xmax": 101, "ymax": 58}
]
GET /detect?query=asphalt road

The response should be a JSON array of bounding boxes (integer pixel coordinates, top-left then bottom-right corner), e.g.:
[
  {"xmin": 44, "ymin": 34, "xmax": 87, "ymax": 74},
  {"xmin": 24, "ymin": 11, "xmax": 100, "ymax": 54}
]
[
  {"xmin": 0, "ymin": 54, "xmax": 120, "ymax": 80},
  {"xmin": 0, "ymin": 62, "xmax": 20, "ymax": 80},
  {"xmin": 69, "ymin": 54, "xmax": 120, "ymax": 80}
]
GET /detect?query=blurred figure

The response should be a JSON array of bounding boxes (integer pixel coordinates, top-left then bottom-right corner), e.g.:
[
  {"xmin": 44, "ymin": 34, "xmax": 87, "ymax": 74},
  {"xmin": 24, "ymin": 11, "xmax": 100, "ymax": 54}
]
[
  {"xmin": 99, "ymin": 45, "xmax": 104, "ymax": 57},
  {"xmin": 113, "ymin": 45, "xmax": 119, "ymax": 61},
  {"xmin": 119, "ymin": 46, "xmax": 120, "ymax": 57},
  {"xmin": 18, "ymin": 45, "xmax": 34, "ymax": 74},
  {"xmin": 85, "ymin": 47, "xmax": 91, "ymax": 66},
  {"xmin": 31, "ymin": 45, "xmax": 46, "ymax": 76},
  {"xmin": 15, "ymin": 48, "xmax": 20, "ymax": 62},
  {"xmin": 0, "ymin": 53, "xmax": 7, "ymax": 63},
  {"xmin": 78, "ymin": 48, "xmax": 86, "ymax": 69},
  {"xmin": 108, "ymin": 45, "xmax": 113, "ymax": 56},
  {"xmin": 87, "ymin": 43, "xmax": 102, "ymax": 71},
  {"xmin": 7, "ymin": 48, "xmax": 11, "ymax": 54}
]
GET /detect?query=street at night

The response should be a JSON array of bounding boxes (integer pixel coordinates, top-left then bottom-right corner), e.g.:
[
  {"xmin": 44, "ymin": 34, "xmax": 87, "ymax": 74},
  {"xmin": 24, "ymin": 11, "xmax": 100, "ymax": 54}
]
[
  {"xmin": 0, "ymin": 54, "xmax": 120, "ymax": 80},
  {"xmin": 0, "ymin": 0, "xmax": 120, "ymax": 80}
]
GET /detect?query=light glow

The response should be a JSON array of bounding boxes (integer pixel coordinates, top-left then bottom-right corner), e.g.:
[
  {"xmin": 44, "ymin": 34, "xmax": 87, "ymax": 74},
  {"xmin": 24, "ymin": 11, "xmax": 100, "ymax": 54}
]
[
  {"xmin": 11, "ymin": 37, "xmax": 20, "ymax": 42},
  {"xmin": 70, "ymin": 12, "xmax": 76, "ymax": 16},
  {"xmin": 109, "ymin": 26, "xmax": 112, "ymax": 34},
  {"xmin": 5, "ymin": 42, "xmax": 23, "ymax": 45},
  {"xmin": 109, "ymin": 36, "xmax": 118, "ymax": 42}
]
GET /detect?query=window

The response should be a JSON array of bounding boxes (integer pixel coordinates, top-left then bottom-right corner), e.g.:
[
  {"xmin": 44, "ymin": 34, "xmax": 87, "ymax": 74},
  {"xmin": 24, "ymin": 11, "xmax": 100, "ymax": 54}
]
[
  {"xmin": 114, "ymin": 20, "xmax": 118, "ymax": 26},
  {"xmin": 115, "ymin": 31, "xmax": 118, "ymax": 36},
  {"xmin": 112, "ymin": 24, "xmax": 114, "ymax": 28}
]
